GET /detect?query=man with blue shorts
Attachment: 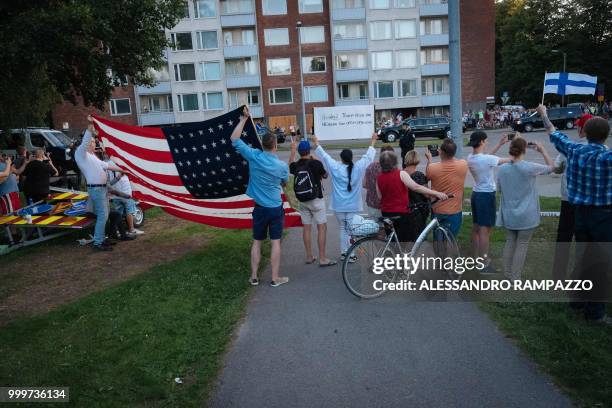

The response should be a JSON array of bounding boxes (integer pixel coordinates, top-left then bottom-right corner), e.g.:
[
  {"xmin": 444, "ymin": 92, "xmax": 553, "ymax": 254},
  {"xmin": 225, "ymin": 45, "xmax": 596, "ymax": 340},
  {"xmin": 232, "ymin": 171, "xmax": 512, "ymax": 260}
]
[
  {"xmin": 467, "ymin": 131, "xmax": 511, "ymax": 273},
  {"xmin": 231, "ymin": 107, "xmax": 290, "ymax": 287}
]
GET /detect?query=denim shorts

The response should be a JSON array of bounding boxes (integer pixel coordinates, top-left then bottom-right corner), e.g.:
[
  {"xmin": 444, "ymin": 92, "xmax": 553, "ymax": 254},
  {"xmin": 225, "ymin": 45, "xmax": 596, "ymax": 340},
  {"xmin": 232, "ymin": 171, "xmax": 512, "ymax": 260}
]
[
  {"xmin": 433, "ymin": 211, "xmax": 463, "ymax": 236},
  {"xmin": 252, "ymin": 204, "xmax": 284, "ymax": 241},
  {"xmin": 111, "ymin": 197, "xmax": 136, "ymax": 215},
  {"xmin": 471, "ymin": 191, "xmax": 496, "ymax": 227}
]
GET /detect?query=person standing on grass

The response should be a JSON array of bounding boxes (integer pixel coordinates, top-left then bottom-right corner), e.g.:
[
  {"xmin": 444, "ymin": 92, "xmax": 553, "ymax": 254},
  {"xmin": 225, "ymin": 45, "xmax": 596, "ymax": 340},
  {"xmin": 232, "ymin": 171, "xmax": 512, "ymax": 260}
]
[
  {"xmin": 550, "ymin": 114, "xmax": 591, "ymax": 280},
  {"xmin": 231, "ymin": 106, "xmax": 290, "ymax": 288},
  {"xmin": 311, "ymin": 133, "xmax": 377, "ymax": 263},
  {"xmin": 403, "ymin": 150, "xmax": 431, "ymax": 240},
  {"xmin": 496, "ymin": 136, "xmax": 554, "ymax": 281},
  {"xmin": 467, "ymin": 131, "xmax": 512, "ymax": 273},
  {"xmin": 288, "ymin": 138, "xmax": 336, "ymax": 267},
  {"xmin": 363, "ymin": 145, "xmax": 395, "ymax": 219},
  {"xmin": 538, "ymin": 104, "xmax": 612, "ymax": 324},
  {"xmin": 424, "ymin": 138, "xmax": 468, "ymax": 237},
  {"xmin": 399, "ymin": 123, "xmax": 415, "ymax": 166}
]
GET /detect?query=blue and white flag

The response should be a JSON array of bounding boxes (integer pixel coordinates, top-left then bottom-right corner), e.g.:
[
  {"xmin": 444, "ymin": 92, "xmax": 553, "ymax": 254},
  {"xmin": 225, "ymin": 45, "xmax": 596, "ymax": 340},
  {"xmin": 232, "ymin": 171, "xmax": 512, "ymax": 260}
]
[{"xmin": 544, "ymin": 72, "xmax": 597, "ymax": 96}]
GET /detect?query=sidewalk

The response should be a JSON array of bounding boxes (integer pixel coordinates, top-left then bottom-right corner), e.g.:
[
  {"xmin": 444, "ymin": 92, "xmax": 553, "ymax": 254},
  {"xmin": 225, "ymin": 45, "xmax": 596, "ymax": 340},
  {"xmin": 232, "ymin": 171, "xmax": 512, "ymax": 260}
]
[{"xmin": 209, "ymin": 216, "xmax": 571, "ymax": 407}]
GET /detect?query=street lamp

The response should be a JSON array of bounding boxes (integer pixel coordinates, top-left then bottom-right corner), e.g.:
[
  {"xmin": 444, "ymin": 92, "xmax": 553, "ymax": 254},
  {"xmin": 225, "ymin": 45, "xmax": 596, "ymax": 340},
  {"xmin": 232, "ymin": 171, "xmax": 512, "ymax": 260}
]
[
  {"xmin": 552, "ymin": 49, "xmax": 567, "ymax": 107},
  {"xmin": 296, "ymin": 21, "xmax": 308, "ymax": 138}
]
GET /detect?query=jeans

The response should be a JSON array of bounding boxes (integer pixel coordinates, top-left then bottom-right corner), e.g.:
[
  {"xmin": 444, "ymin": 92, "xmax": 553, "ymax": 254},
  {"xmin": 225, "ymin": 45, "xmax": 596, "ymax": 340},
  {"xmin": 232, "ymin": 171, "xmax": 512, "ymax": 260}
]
[
  {"xmin": 552, "ymin": 201, "xmax": 576, "ymax": 280},
  {"xmin": 88, "ymin": 186, "xmax": 109, "ymax": 246},
  {"xmin": 502, "ymin": 228, "xmax": 535, "ymax": 280},
  {"xmin": 335, "ymin": 211, "xmax": 358, "ymax": 254},
  {"xmin": 433, "ymin": 212, "xmax": 462, "ymax": 237}
]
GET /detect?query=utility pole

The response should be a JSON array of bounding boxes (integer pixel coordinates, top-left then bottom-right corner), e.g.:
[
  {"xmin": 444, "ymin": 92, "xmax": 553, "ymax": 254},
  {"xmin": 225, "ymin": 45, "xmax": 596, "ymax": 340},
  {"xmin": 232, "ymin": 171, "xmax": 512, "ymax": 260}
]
[
  {"xmin": 448, "ymin": 0, "xmax": 463, "ymax": 157},
  {"xmin": 297, "ymin": 21, "xmax": 308, "ymax": 138}
]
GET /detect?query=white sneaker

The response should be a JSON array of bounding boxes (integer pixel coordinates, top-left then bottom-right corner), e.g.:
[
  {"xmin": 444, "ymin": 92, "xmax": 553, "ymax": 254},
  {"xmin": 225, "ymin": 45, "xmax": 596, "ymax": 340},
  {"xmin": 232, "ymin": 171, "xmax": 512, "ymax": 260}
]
[
  {"xmin": 270, "ymin": 277, "xmax": 289, "ymax": 287},
  {"xmin": 129, "ymin": 228, "xmax": 145, "ymax": 235}
]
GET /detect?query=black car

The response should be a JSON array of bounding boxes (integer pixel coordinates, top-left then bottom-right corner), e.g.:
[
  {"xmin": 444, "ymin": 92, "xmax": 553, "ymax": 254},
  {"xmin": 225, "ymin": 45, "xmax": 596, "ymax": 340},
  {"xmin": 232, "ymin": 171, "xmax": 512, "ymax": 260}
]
[
  {"xmin": 377, "ymin": 117, "xmax": 461, "ymax": 142},
  {"xmin": 256, "ymin": 125, "xmax": 286, "ymax": 143},
  {"xmin": 512, "ymin": 107, "xmax": 582, "ymax": 132}
]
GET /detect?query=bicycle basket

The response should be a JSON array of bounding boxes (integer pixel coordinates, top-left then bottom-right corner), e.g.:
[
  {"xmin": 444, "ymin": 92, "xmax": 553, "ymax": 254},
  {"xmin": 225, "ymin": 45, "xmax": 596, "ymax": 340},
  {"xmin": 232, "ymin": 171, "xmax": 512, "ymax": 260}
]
[{"xmin": 348, "ymin": 216, "xmax": 380, "ymax": 237}]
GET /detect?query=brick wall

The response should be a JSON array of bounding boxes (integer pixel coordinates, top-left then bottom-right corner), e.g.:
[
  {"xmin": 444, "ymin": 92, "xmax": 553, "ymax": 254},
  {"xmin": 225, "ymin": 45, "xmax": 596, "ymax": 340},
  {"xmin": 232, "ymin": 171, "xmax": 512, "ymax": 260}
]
[
  {"xmin": 51, "ymin": 85, "xmax": 138, "ymax": 138},
  {"xmin": 255, "ymin": 0, "xmax": 334, "ymax": 129},
  {"xmin": 460, "ymin": 0, "xmax": 495, "ymax": 112}
]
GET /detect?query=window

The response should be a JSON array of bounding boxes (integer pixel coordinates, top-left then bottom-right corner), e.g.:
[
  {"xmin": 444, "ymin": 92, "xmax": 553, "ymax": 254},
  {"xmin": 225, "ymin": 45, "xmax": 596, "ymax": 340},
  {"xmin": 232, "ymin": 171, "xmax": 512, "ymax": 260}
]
[
  {"xmin": 333, "ymin": 22, "xmax": 365, "ymax": 39},
  {"xmin": 197, "ymin": 31, "xmax": 218, "ymax": 49},
  {"xmin": 30, "ymin": 133, "xmax": 45, "ymax": 148},
  {"xmin": 226, "ymin": 57, "xmax": 258, "ymax": 76},
  {"xmin": 143, "ymin": 95, "xmax": 173, "ymax": 112},
  {"xmin": 421, "ymin": 47, "xmax": 448, "ymax": 64},
  {"xmin": 177, "ymin": 94, "xmax": 199, "ymax": 111},
  {"xmin": 371, "ymin": 51, "xmax": 392, "ymax": 70},
  {"xmin": 194, "ymin": 0, "xmax": 216, "ymax": 17},
  {"xmin": 299, "ymin": 0, "xmax": 323, "ymax": 13},
  {"xmin": 269, "ymin": 88, "xmax": 293, "ymax": 104},
  {"xmin": 230, "ymin": 89, "xmax": 259, "ymax": 107},
  {"xmin": 199, "ymin": 61, "xmax": 221, "ymax": 80},
  {"xmin": 421, "ymin": 77, "xmax": 449, "ymax": 95},
  {"xmin": 395, "ymin": 20, "xmax": 416, "ymax": 39},
  {"xmin": 396, "ymin": 50, "xmax": 417, "ymax": 68},
  {"xmin": 337, "ymin": 83, "xmax": 368, "ymax": 100},
  {"xmin": 299, "ymin": 26, "xmax": 325, "ymax": 44},
  {"xmin": 399, "ymin": 79, "xmax": 417, "ymax": 97},
  {"xmin": 374, "ymin": 81, "xmax": 393, "ymax": 98},
  {"xmin": 369, "ymin": 0, "xmax": 389, "ymax": 9},
  {"xmin": 335, "ymin": 53, "xmax": 367, "ymax": 69},
  {"xmin": 220, "ymin": 0, "xmax": 253, "ymax": 14},
  {"xmin": 170, "ymin": 32, "xmax": 193, "ymax": 51},
  {"xmin": 420, "ymin": 18, "xmax": 448, "ymax": 35},
  {"xmin": 302, "ymin": 56, "xmax": 326, "ymax": 73},
  {"xmin": 203, "ymin": 92, "xmax": 224, "ymax": 110},
  {"xmin": 304, "ymin": 85, "xmax": 328, "ymax": 102},
  {"xmin": 333, "ymin": 0, "xmax": 364, "ymax": 8},
  {"xmin": 109, "ymin": 98, "xmax": 131, "ymax": 115},
  {"xmin": 396, "ymin": 0, "xmax": 415, "ymax": 7},
  {"xmin": 263, "ymin": 0, "xmax": 287, "ymax": 15},
  {"xmin": 223, "ymin": 29, "xmax": 255, "ymax": 46},
  {"xmin": 264, "ymin": 28, "xmax": 289, "ymax": 46},
  {"xmin": 248, "ymin": 89, "xmax": 260, "ymax": 105},
  {"xmin": 266, "ymin": 58, "xmax": 291, "ymax": 75},
  {"xmin": 173, "ymin": 63, "xmax": 196, "ymax": 81},
  {"xmin": 370, "ymin": 21, "xmax": 391, "ymax": 40}
]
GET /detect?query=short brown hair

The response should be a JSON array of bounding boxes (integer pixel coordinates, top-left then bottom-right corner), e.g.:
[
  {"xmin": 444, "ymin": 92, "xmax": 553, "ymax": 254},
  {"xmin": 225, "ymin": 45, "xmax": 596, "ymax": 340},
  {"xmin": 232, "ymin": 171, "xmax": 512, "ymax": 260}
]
[
  {"xmin": 403, "ymin": 150, "xmax": 420, "ymax": 166},
  {"xmin": 508, "ymin": 137, "xmax": 527, "ymax": 157},
  {"xmin": 381, "ymin": 145, "xmax": 395, "ymax": 153},
  {"xmin": 583, "ymin": 117, "xmax": 610, "ymax": 143},
  {"xmin": 261, "ymin": 132, "xmax": 277, "ymax": 151},
  {"xmin": 439, "ymin": 138, "xmax": 457, "ymax": 158}
]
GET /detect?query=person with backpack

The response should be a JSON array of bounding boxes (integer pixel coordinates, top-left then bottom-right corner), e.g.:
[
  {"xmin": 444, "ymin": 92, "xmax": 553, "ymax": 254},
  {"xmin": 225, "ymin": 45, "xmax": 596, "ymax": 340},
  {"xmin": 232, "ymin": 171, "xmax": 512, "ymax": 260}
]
[{"xmin": 289, "ymin": 138, "xmax": 336, "ymax": 267}]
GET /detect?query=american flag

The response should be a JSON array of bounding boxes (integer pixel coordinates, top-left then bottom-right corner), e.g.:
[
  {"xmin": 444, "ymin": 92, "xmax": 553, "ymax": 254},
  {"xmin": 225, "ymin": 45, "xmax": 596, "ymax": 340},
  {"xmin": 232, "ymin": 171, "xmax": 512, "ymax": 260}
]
[{"xmin": 92, "ymin": 107, "xmax": 301, "ymax": 229}]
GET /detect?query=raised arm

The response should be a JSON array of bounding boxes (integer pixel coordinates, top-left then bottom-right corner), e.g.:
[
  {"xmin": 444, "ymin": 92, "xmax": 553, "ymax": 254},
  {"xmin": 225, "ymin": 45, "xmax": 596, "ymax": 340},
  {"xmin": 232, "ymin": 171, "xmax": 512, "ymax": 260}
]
[
  {"xmin": 288, "ymin": 136, "xmax": 297, "ymax": 164},
  {"xmin": 311, "ymin": 136, "xmax": 337, "ymax": 172},
  {"xmin": 533, "ymin": 142, "xmax": 554, "ymax": 167},
  {"xmin": 400, "ymin": 170, "xmax": 448, "ymax": 201},
  {"xmin": 230, "ymin": 106, "xmax": 250, "ymax": 142},
  {"xmin": 355, "ymin": 132, "xmax": 378, "ymax": 169},
  {"xmin": 536, "ymin": 104, "xmax": 556, "ymax": 135}
]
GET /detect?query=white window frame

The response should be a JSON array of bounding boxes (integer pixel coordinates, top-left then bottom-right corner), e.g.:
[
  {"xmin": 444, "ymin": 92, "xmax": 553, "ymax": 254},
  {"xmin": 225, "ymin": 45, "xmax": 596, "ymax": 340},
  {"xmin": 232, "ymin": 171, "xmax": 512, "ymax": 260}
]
[
  {"xmin": 248, "ymin": 89, "xmax": 260, "ymax": 105},
  {"xmin": 196, "ymin": 30, "xmax": 219, "ymax": 50},
  {"xmin": 194, "ymin": 0, "xmax": 217, "ymax": 18},
  {"xmin": 395, "ymin": 20, "xmax": 417, "ymax": 39},
  {"xmin": 396, "ymin": 50, "xmax": 417, "ymax": 69},
  {"xmin": 220, "ymin": 0, "xmax": 254, "ymax": 14},
  {"xmin": 368, "ymin": 0, "xmax": 389, "ymax": 9},
  {"xmin": 268, "ymin": 87, "xmax": 293, "ymax": 104},
  {"xmin": 333, "ymin": 0, "xmax": 365, "ymax": 8},
  {"xmin": 262, "ymin": 0, "xmax": 287, "ymax": 15},
  {"xmin": 109, "ymin": 98, "xmax": 131, "ymax": 116},
  {"xmin": 371, "ymin": 51, "xmax": 393, "ymax": 70},
  {"xmin": 299, "ymin": 26, "xmax": 325, "ymax": 44},
  {"xmin": 369, "ymin": 21, "xmax": 392, "ymax": 41},
  {"xmin": 398, "ymin": 79, "xmax": 417, "ymax": 97},
  {"xmin": 170, "ymin": 32, "xmax": 194, "ymax": 51},
  {"xmin": 302, "ymin": 56, "xmax": 326, "ymax": 74},
  {"xmin": 266, "ymin": 58, "xmax": 292, "ymax": 76},
  {"xmin": 335, "ymin": 52, "xmax": 368, "ymax": 70},
  {"xmin": 374, "ymin": 81, "xmax": 394, "ymax": 99},
  {"xmin": 304, "ymin": 85, "xmax": 328, "ymax": 103},
  {"xmin": 299, "ymin": 0, "xmax": 323, "ymax": 13},
  {"xmin": 395, "ymin": 0, "xmax": 415, "ymax": 8},
  {"xmin": 173, "ymin": 63, "xmax": 197, "ymax": 82},
  {"xmin": 264, "ymin": 28, "xmax": 290, "ymax": 46},
  {"xmin": 177, "ymin": 94, "xmax": 200, "ymax": 112},
  {"xmin": 199, "ymin": 61, "xmax": 222, "ymax": 81},
  {"xmin": 203, "ymin": 92, "xmax": 224, "ymax": 111},
  {"xmin": 333, "ymin": 22, "xmax": 366, "ymax": 39}
]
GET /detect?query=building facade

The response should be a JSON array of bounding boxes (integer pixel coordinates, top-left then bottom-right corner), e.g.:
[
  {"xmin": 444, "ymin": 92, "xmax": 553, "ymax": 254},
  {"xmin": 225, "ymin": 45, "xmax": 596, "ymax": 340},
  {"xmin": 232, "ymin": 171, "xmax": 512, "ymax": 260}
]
[{"xmin": 52, "ymin": 0, "xmax": 495, "ymax": 132}]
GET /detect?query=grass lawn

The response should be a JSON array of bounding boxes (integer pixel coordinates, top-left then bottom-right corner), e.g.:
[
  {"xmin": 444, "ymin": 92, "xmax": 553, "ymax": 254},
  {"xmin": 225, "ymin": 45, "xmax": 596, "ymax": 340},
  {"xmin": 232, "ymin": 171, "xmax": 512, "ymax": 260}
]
[{"xmin": 0, "ymin": 224, "xmax": 262, "ymax": 407}]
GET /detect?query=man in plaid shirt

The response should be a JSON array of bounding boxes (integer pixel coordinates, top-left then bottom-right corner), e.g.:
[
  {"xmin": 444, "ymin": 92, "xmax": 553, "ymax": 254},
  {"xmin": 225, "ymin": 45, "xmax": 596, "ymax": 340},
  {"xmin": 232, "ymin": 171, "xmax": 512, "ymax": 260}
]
[{"xmin": 538, "ymin": 104, "xmax": 611, "ymax": 323}]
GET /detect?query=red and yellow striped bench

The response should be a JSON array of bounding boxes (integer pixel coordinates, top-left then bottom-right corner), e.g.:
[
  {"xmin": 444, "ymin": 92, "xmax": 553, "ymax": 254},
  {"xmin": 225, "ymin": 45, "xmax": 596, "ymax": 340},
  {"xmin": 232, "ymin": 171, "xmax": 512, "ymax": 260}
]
[
  {"xmin": 0, "ymin": 215, "xmax": 93, "ymax": 229},
  {"xmin": 48, "ymin": 192, "xmax": 88, "ymax": 201}
]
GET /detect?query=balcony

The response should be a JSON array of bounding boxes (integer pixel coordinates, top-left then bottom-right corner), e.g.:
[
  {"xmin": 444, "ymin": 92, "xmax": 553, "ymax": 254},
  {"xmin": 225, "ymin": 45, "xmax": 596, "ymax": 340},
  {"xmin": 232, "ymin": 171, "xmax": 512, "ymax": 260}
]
[
  {"xmin": 331, "ymin": 7, "xmax": 366, "ymax": 20},
  {"xmin": 138, "ymin": 111, "xmax": 175, "ymax": 126},
  {"xmin": 420, "ymin": 3, "xmax": 448, "ymax": 17},
  {"xmin": 335, "ymin": 98, "xmax": 370, "ymax": 106},
  {"xmin": 136, "ymin": 81, "xmax": 171, "ymax": 95},
  {"xmin": 333, "ymin": 38, "xmax": 367, "ymax": 51},
  {"xmin": 421, "ymin": 94, "xmax": 450, "ymax": 107},
  {"xmin": 420, "ymin": 34, "xmax": 449, "ymax": 47},
  {"xmin": 226, "ymin": 74, "xmax": 260, "ymax": 89},
  {"xmin": 220, "ymin": 13, "xmax": 256, "ymax": 27},
  {"xmin": 334, "ymin": 69, "xmax": 369, "ymax": 82},
  {"xmin": 248, "ymin": 105, "xmax": 264, "ymax": 118},
  {"xmin": 421, "ymin": 63, "xmax": 449, "ymax": 76},
  {"xmin": 223, "ymin": 44, "xmax": 258, "ymax": 58}
]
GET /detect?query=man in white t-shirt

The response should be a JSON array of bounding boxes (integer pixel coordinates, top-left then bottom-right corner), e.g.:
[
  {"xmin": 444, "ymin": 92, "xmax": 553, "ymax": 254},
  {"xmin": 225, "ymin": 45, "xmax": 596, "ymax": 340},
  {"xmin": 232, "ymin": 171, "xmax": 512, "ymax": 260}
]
[
  {"xmin": 467, "ymin": 131, "xmax": 511, "ymax": 272},
  {"xmin": 107, "ymin": 159, "xmax": 143, "ymax": 237}
]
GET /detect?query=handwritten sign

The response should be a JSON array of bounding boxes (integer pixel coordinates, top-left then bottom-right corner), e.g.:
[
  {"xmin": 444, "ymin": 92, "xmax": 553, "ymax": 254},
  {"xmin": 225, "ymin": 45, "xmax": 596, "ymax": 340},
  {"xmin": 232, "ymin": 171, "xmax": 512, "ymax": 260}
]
[{"xmin": 313, "ymin": 105, "xmax": 374, "ymax": 141}]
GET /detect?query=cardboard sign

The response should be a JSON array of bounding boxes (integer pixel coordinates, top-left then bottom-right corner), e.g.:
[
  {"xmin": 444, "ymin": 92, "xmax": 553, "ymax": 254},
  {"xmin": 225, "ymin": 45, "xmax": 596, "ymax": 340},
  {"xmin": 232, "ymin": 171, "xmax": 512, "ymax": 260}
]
[{"xmin": 313, "ymin": 105, "xmax": 374, "ymax": 140}]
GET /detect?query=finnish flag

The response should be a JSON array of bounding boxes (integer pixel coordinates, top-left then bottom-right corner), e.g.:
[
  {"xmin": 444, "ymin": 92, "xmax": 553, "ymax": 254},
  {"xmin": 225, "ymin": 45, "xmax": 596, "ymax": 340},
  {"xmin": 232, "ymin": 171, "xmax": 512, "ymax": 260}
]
[{"xmin": 544, "ymin": 72, "xmax": 597, "ymax": 96}]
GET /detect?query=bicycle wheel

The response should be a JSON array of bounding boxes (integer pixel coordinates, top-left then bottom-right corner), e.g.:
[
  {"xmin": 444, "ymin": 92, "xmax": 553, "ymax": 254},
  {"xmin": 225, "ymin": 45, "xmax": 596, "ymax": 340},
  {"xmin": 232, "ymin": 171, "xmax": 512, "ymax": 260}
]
[
  {"xmin": 342, "ymin": 236, "xmax": 400, "ymax": 299},
  {"xmin": 433, "ymin": 226, "xmax": 461, "ymax": 279}
]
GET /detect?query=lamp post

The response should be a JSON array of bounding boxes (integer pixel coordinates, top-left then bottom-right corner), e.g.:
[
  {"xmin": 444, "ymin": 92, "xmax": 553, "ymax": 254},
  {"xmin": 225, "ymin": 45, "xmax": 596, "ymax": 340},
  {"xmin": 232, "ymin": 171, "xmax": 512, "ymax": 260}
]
[
  {"xmin": 552, "ymin": 50, "xmax": 567, "ymax": 106},
  {"xmin": 448, "ymin": 0, "xmax": 463, "ymax": 157},
  {"xmin": 296, "ymin": 21, "xmax": 308, "ymax": 139}
]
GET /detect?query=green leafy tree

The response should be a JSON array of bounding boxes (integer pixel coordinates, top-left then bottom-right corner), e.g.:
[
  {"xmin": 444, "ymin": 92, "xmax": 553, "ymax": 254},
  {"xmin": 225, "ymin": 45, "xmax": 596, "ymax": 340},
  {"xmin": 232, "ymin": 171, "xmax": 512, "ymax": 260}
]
[{"xmin": 0, "ymin": 0, "xmax": 185, "ymax": 131}]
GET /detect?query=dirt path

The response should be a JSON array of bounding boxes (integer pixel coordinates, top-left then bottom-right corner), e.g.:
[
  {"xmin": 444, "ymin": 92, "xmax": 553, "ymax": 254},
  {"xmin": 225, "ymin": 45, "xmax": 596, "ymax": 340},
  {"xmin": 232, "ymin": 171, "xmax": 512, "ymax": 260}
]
[{"xmin": 0, "ymin": 213, "xmax": 207, "ymax": 325}]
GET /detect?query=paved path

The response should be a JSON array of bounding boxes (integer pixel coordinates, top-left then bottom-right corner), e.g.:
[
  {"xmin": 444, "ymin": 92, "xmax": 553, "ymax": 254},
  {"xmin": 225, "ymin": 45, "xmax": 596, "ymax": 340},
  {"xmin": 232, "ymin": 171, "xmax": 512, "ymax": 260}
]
[{"xmin": 210, "ymin": 215, "xmax": 571, "ymax": 407}]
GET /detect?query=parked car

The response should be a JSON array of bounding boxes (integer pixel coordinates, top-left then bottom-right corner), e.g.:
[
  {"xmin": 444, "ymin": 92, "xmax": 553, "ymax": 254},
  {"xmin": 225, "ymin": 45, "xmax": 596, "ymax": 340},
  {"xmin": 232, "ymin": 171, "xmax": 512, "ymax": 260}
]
[
  {"xmin": 0, "ymin": 128, "xmax": 78, "ymax": 175},
  {"xmin": 512, "ymin": 107, "xmax": 582, "ymax": 132},
  {"xmin": 377, "ymin": 117, "xmax": 464, "ymax": 142},
  {"xmin": 256, "ymin": 125, "xmax": 286, "ymax": 144}
]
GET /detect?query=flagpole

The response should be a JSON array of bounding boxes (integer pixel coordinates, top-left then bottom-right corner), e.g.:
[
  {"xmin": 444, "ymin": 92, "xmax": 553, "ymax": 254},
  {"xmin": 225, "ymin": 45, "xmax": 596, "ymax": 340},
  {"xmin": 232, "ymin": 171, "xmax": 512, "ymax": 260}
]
[{"xmin": 541, "ymin": 70, "xmax": 547, "ymax": 105}]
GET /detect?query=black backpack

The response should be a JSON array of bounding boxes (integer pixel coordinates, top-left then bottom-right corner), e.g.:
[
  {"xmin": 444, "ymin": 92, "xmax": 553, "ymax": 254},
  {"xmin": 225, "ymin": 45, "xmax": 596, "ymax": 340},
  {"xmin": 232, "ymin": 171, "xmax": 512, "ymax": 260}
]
[{"xmin": 293, "ymin": 160, "xmax": 318, "ymax": 202}]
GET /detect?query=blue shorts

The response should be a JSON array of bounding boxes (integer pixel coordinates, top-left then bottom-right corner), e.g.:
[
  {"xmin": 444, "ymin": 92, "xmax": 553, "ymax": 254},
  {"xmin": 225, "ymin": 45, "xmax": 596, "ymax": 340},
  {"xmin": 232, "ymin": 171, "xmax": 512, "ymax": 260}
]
[
  {"xmin": 111, "ymin": 197, "xmax": 136, "ymax": 215},
  {"xmin": 471, "ymin": 191, "xmax": 496, "ymax": 227},
  {"xmin": 433, "ymin": 211, "xmax": 463, "ymax": 237},
  {"xmin": 252, "ymin": 204, "xmax": 284, "ymax": 241}
]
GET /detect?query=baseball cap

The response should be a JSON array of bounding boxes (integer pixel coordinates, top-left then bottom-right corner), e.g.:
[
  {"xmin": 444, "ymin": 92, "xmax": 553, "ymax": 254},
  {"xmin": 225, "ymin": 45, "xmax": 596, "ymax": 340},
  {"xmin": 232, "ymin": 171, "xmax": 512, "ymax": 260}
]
[
  {"xmin": 575, "ymin": 113, "xmax": 594, "ymax": 129},
  {"xmin": 298, "ymin": 140, "xmax": 311, "ymax": 154},
  {"xmin": 468, "ymin": 131, "xmax": 487, "ymax": 147}
]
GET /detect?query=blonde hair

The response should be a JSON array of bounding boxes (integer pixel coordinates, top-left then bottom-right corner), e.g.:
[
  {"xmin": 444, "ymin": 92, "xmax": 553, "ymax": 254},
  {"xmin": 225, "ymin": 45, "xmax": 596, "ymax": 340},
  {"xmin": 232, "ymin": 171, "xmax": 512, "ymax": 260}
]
[{"xmin": 404, "ymin": 150, "xmax": 420, "ymax": 166}]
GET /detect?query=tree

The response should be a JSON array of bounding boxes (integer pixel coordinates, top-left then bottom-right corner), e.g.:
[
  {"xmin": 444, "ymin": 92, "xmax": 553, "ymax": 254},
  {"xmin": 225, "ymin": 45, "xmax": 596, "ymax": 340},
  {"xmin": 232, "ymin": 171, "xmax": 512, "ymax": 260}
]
[{"xmin": 0, "ymin": 0, "xmax": 185, "ymax": 131}]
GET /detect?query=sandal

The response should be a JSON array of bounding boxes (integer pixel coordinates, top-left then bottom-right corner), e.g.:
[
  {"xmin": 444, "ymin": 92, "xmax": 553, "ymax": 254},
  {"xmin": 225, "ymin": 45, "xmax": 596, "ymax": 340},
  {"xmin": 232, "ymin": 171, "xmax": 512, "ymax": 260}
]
[
  {"xmin": 319, "ymin": 260, "xmax": 338, "ymax": 267},
  {"xmin": 305, "ymin": 257, "xmax": 317, "ymax": 264}
]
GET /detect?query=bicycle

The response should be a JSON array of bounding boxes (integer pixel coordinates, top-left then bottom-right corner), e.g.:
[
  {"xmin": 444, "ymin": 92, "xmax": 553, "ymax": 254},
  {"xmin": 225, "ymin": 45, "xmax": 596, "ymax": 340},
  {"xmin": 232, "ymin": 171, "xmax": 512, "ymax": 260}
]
[{"xmin": 342, "ymin": 197, "xmax": 461, "ymax": 299}]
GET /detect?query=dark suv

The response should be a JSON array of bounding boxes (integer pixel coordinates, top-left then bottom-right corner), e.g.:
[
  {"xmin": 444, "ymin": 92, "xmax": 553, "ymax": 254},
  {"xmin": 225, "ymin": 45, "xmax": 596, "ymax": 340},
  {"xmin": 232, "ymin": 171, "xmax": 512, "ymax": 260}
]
[
  {"xmin": 512, "ymin": 107, "xmax": 582, "ymax": 132},
  {"xmin": 377, "ymin": 117, "xmax": 457, "ymax": 142}
]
